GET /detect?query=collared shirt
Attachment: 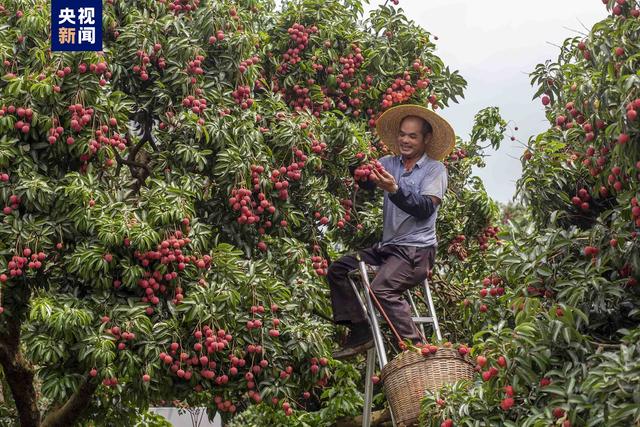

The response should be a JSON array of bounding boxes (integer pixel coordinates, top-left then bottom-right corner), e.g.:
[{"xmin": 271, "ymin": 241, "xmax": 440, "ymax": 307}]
[{"xmin": 378, "ymin": 153, "xmax": 448, "ymax": 248}]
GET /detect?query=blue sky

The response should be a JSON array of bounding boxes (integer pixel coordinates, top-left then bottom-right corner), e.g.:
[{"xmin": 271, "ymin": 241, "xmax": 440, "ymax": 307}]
[{"xmin": 366, "ymin": 0, "xmax": 606, "ymax": 203}]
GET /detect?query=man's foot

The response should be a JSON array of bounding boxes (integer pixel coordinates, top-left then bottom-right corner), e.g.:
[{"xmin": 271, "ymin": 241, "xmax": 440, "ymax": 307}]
[{"xmin": 332, "ymin": 322, "xmax": 374, "ymax": 360}]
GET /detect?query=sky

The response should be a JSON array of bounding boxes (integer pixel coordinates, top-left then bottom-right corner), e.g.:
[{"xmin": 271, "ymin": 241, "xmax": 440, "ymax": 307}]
[{"xmin": 361, "ymin": 0, "xmax": 606, "ymax": 204}]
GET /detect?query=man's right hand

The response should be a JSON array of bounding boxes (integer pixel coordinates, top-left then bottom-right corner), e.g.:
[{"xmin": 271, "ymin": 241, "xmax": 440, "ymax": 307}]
[{"xmin": 370, "ymin": 168, "xmax": 397, "ymax": 193}]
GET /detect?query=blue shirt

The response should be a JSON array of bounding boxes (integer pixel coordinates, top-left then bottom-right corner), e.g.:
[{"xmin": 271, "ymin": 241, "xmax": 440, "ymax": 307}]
[{"xmin": 378, "ymin": 153, "xmax": 448, "ymax": 248}]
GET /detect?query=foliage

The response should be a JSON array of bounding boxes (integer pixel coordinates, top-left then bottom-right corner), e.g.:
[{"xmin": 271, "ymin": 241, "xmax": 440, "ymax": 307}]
[{"xmin": 419, "ymin": 1, "xmax": 640, "ymax": 426}]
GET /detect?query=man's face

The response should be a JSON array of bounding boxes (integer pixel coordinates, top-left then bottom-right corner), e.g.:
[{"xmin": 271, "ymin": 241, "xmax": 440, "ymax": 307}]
[{"xmin": 397, "ymin": 116, "xmax": 431, "ymax": 158}]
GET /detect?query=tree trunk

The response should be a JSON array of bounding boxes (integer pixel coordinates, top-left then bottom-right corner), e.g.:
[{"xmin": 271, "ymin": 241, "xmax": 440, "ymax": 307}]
[
  {"xmin": 0, "ymin": 283, "xmax": 98, "ymax": 427},
  {"xmin": 0, "ymin": 308, "xmax": 41, "ymax": 427}
]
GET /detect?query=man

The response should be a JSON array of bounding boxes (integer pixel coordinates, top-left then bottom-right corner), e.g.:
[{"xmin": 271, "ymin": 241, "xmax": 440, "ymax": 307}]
[{"xmin": 327, "ymin": 104, "xmax": 454, "ymax": 360}]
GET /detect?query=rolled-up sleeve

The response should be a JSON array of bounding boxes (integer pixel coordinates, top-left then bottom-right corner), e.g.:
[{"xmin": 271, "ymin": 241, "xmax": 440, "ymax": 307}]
[
  {"xmin": 420, "ymin": 163, "xmax": 448, "ymax": 201},
  {"xmin": 388, "ymin": 185, "xmax": 436, "ymax": 219}
]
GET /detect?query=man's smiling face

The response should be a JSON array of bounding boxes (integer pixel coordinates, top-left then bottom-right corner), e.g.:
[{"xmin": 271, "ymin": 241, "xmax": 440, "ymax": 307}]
[{"xmin": 396, "ymin": 116, "xmax": 431, "ymax": 159}]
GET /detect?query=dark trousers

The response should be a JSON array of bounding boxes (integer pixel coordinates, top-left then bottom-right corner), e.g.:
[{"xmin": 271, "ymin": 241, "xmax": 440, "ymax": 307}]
[{"xmin": 327, "ymin": 242, "xmax": 436, "ymax": 343}]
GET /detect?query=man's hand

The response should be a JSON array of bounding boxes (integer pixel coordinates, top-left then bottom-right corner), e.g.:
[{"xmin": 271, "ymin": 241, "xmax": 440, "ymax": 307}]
[{"xmin": 370, "ymin": 168, "xmax": 398, "ymax": 193}]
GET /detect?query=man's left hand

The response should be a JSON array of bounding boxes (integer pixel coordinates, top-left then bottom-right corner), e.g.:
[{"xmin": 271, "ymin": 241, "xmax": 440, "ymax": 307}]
[{"xmin": 371, "ymin": 168, "xmax": 398, "ymax": 193}]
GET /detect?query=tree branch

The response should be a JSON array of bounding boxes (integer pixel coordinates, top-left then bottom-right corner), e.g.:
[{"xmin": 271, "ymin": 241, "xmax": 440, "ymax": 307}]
[
  {"xmin": 113, "ymin": 149, "xmax": 150, "ymax": 175},
  {"xmin": 116, "ymin": 129, "xmax": 152, "ymax": 194},
  {"xmin": 40, "ymin": 377, "xmax": 99, "ymax": 427}
]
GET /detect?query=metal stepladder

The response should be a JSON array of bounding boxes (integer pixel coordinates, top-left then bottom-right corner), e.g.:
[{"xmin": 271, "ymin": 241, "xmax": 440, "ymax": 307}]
[{"xmin": 346, "ymin": 257, "xmax": 442, "ymax": 427}]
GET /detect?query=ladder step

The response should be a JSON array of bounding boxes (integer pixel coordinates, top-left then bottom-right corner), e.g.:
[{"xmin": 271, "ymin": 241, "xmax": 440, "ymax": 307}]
[
  {"xmin": 369, "ymin": 316, "xmax": 436, "ymax": 324},
  {"xmin": 411, "ymin": 316, "xmax": 435, "ymax": 323}
]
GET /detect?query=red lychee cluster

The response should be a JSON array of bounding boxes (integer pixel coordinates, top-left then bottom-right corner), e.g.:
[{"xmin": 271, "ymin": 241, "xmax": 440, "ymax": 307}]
[
  {"xmin": 335, "ymin": 198, "xmax": 354, "ymax": 230},
  {"xmin": 309, "ymin": 356, "xmax": 328, "ymax": 377},
  {"xmin": 247, "ymin": 304, "xmax": 282, "ymax": 338},
  {"xmin": 83, "ymin": 125, "xmax": 127, "ymax": 166},
  {"xmin": 249, "ymin": 164, "xmax": 266, "ymax": 190},
  {"xmin": 310, "ymin": 252, "xmax": 328, "ymax": 276},
  {"xmin": 576, "ymin": 38, "xmax": 592, "ymax": 61},
  {"xmin": 475, "ymin": 355, "xmax": 500, "ymax": 382},
  {"xmin": 477, "ymin": 225, "xmax": 500, "ymax": 251},
  {"xmin": 102, "ymin": 377, "xmax": 119, "ymax": 387},
  {"xmin": 625, "ymin": 98, "xmax": 640, "ymax": 122},
  {"xmin": 2, "ymin": 194, "xmax": 21, "ymax": 216},
  {"xmin": 166, "ymin": 0, "xmax": 201, "ymax": 14},
  {"xmin": 582, "ymin": 140, "xmax": 613, "ymax": 179},
  {"xmin": 618, "ymin": 263, "xmax": 638, "ymax": 287},
  {"xmin": 0, "ymin": 248, "xmax": 46, "ymax": 281},
  {"xmin": 447, "ymin": 234, "xmax": 468, "ymax": 261},
  {"xmin": 500, "ymin": 385, "xmax": 515, "ymax": 411},
  {"xmin": 555, "ymin": 100, "xmax": 587, "ymax": 131},
  {"xmin": 229, "ymin": 187, "xmax": 275, "ymax": 227},
  {"xmin": 67, "ymin": 103, "xmax": 95, "ymax": 135},
  {"xmin": 419, "ymin": 343, "xmax": 439, "ymax": 356},
  {"xmin": 353, "ymin": 160, "xmax": 384, "ymax": 183},
  {"xmin": 606, "ymin": 0, "xmax": 640, "ymax": 17},
  {"xmin": 0, "ymin": 104, "xmax": 34, "ymax": 135},
  {"xmin": 571, "ymin": 187, "xmax": 593, "ymax": 211},
  {"xmin": 281, "ymin": 23, "xmax": 318, "ymax": 67},
  {"xmin": 77, "ymin": 60, "xmax": 110, "ymax": 86},
  {"xmin": 479, "ymin": 275, "xmax": 505, "ymax": 299},
  {"xmin": 313, "ymin": 211, "xmax": 329, "ymax": 226},
  {"xmin": 280, "ymin": 401, "xmax": 294, "ymax": 416},
  {"xmin": 287, "ymin": 84, "xmax": 314, "ymax": 111},
  {"xmin": 159, "ymin": 326, "xmax": 234, "ymax": 386},
  {"xmin": 130, "ymin": 229, "xmax": 207, "ymax": 311},
  {"xmin": 278, "ymin": 364, "xmax": 294, "ymax": 380},
  {"xmin": 106, "ymin": 325, "xmax": 137, "ymax": 351},
  {"xmin": 380, "ymin": 73, "xmax": 418, "ymax": 110},
  {"xmin": 336, "ymin": 47, "xmax": 364, "ymax": 87},
  {"xmin": 631, "ymin": 197, "xmax": 640, "ymax": 227},
  {"xmin": 186, "ymin": 55, "xmax": 205, "ymax": 84},
  {"xmin": 583, "ymin": 245, "xmax": 600, "ymax": 257},
  {"xmin": 182, "ymin": 95, "xmax": 208, "ymax": 119},
  {"xmin": 269, "ymin": 168, "xmax": 292, "ymax": 200},
  {"xmin": 214, "ymin": 395, "xmax": 238, "ymax": 413},
  {"xmin": 285, "ymin": 148, "xmax": 308, "ymax": 179},
  {"xmin": 309, "ymin": 138, "xmax": 326, "ymax": 154},
  {"xmin": 133, "ymin": 49, "xmax": 165, "ymax": 81},
  {"xmin": 239, "ymin": 55, "xmax": 260, "ymax": 74},
  {"xmin": 444, "ymin": 148, "xmax": 468, "ymax": 166},
  {"xmin": 208, "ymin": 30, "xmax": 225, "ymax": 44},
  {"xmin": 232, "ymin": 85, "xmax": 253, "ymax": 109}
]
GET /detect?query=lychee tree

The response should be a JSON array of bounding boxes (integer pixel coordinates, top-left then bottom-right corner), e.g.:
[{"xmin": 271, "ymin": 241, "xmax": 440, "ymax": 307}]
[
  {"xmin": 0, "ymin": 0, "xmax": 514, "ymax": 425},
  {"xmin": 419, "ymin": 1, "xmax": 640, "ymax": 426}
]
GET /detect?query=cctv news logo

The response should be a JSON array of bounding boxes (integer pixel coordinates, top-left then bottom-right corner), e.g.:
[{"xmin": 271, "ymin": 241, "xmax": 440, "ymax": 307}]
[{"xmin": 51, "ymin": 0, "xmax": 102, "ymax": 51}]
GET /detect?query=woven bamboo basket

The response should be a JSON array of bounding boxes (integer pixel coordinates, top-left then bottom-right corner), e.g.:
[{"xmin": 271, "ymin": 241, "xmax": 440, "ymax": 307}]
[{"xmin": 381, "ymin": 348, "xmax": 475, "ymax": 427}]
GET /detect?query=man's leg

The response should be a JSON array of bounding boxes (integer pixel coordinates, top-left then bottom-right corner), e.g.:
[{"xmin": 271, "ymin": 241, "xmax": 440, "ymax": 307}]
[
  {"xmin": 328, "ymin": 244, "xmax": 393, "ymax": 359},
  {"xmin": 369, "ymin": 245, "xmax": 436, "ymax": 344},
  {"xmin": 326, "ymin": 244, "xmax": 383, "ymax": 325}
]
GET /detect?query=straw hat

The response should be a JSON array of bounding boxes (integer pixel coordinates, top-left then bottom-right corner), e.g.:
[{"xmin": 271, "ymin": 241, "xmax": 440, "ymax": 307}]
[{"xmin": 376, "ymin": 104, "xmax": 456, "ymax": 161}]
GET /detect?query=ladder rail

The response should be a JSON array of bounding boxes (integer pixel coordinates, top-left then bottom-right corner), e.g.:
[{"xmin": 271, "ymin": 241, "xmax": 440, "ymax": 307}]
[
  {"xmin": 358, "ymin": 261, "xmax": 388, "ymax": 367},
  {"xmin": 362, "ymin": 347, "xmax": 376, "ymax": 427},
  {"xmin": 405, "ymin": 291, "xmax": 426, "ymax": 339},
  {"xmin": 422, "ymin": 277, "xmax": 442, "ymax": 341}
]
